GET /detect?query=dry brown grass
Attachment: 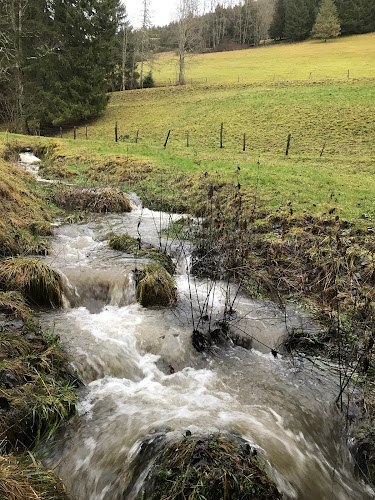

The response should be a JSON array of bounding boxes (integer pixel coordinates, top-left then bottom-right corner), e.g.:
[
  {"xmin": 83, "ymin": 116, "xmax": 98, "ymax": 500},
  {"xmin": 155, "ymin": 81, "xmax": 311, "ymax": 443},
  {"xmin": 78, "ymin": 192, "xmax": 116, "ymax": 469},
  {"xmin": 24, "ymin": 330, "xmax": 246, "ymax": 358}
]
[
  {"xmin": 0, "ymin": 258, "xmax": 63, "ymax": 308},
  {"xmin": 0, "ymin": 453, "xmax": 71, "ymax": 500},
  {"xmin": 136, "ymin": 264, "xmax": 177, "ymax": 307}
]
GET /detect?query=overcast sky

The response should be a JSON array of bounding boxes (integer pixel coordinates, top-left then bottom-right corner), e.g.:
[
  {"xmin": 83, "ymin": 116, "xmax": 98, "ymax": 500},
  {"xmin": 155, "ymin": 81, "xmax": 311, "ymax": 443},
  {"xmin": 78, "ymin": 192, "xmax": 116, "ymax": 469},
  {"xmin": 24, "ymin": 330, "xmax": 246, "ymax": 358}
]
[{"xmin": 124, "ymin": 0, "xmax": 181, "ymax": 28}]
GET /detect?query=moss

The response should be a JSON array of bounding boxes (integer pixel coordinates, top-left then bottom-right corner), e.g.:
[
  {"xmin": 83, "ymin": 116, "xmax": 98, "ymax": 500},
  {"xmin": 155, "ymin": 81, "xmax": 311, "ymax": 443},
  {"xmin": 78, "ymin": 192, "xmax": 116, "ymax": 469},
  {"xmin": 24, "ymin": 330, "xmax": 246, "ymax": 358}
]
[
  {"xmin": 0, "ymin": 258, "xmax": 63, "ymax": 308},
  {"xmin": 145, "ymin": 435, "xmax": 281, "ymax": 500},
  {"xmin": 136, "ymin": 264, "xmax": 177, "ymax": 307}
]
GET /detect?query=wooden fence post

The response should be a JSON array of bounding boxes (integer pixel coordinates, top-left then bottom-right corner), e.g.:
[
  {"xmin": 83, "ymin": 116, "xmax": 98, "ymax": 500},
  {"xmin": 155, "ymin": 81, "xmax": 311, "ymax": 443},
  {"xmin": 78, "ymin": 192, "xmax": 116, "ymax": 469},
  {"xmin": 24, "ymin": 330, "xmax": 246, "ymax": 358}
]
[
  {"xmin": 187, "ymin": 130, "xmax": 189, "ymax": 147},
  {"xmin": 347, "ymin": 69, "xmax": 350, "ymax": 79},
  {"xmin": 115, "ymin": 122, "xmax": 118, "ymax": 142},
  {"xmin": 243, "ymin": 133, "xmax": 246, "ymax": 152},
  {"xmin": 164, "ymin": 130, "xmax": 171, "ymax": 148},
  {"xmin": 73, "ymin": 126, "xmax": 76, "ymax": 140},
  {"xmin": 220, "ymin": 122, "xmax": 223, "ymax": 148},
  {"xmin": 60, "ymin": 127, "xmax": 62, "ymax": 138},
  {"xmin": 285, "ymin": 133, "xmax": 291, "ymax": 156},
  {"xmin": 135, "ymin": 130, "xmax": 139, "ymax": 143},
  {"xmin": 85, "ymin": 127, "xmax": 88, "ymax": 140}
]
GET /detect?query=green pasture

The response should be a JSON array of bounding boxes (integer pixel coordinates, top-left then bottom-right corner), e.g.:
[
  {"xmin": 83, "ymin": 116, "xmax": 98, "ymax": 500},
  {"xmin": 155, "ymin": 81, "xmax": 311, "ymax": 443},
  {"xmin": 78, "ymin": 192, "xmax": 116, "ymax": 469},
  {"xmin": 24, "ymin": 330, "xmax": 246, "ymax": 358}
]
[
  {"xmin": 148, "ymin": 33, "xmax": 375, "ymax": 85},
  {"xmin": 2, "ymin": 34, "xmax": 375, "ymax": 221}
]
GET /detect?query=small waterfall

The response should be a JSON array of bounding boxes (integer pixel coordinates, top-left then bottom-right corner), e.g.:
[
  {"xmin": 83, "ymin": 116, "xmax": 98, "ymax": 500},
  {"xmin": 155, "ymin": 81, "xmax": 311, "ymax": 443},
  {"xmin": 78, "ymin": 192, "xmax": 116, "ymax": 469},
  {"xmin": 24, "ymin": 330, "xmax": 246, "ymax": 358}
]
[{"xmin": 35, "ymin": 207, "xmax": 373, "ymax": 500}]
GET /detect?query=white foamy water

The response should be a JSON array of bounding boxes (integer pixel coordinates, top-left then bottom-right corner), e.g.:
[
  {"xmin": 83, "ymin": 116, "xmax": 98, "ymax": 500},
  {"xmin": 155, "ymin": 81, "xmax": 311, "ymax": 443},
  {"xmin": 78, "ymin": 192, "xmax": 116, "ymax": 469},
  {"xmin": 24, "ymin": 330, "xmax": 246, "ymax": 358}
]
[{"xmin": 36, "ymin": 207, "xmax": 373, "ymax": 500}]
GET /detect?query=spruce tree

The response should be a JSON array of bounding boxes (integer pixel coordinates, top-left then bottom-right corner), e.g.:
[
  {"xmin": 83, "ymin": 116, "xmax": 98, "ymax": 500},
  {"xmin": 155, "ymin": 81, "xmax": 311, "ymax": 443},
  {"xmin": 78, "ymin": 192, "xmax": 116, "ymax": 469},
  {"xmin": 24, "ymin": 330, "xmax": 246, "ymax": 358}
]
[
  {"xmin": 269, "ymin": 0, "xmax": 286, "ymax": 40},
  {"xmin": 283, "ymin": 0, "xmax": 312, "ymax": 41},
  {"xmin": 311, "ymin": 0, "xmax": 341, "ymax": 41}
]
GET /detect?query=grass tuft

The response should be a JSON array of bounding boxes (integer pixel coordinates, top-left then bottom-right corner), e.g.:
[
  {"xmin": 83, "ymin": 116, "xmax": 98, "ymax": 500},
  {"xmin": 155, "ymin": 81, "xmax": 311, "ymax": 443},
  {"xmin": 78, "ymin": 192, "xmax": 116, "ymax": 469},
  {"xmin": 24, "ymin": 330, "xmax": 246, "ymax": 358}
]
[
  {"xmin": 0, "ymin": 258, "xmax": 63, "ymax": 308},
  {"xmin": 136, "ymin": 264, "xmax": 177, "ymax": 307},
  {"xmin": 48, "ymin": 186, "xmax": 131, "ymax": 213},
  {"xmin": 146, "ymin": 434, "xmax": 281, "ymax": 500}
]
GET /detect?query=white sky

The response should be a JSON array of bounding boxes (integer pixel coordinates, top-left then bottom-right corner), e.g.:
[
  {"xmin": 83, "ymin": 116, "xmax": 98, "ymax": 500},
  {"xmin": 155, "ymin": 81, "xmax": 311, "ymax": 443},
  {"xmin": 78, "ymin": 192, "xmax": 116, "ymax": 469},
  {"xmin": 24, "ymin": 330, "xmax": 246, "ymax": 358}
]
[{"xmin": 124, "ymin": 0, "xmax": 181, "ymax": 28}]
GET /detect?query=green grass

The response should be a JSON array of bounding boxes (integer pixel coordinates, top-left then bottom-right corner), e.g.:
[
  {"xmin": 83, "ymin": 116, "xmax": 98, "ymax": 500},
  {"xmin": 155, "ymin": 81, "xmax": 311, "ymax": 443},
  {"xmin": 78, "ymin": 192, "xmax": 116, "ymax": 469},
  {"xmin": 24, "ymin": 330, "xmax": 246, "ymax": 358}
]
[
  {"xmin": 1, "ymin": 34, "xmax": 375, "ymax": 221},
  {"xmin": 148, "ymin": 33, "xmax": 375, "ymax": 85}
]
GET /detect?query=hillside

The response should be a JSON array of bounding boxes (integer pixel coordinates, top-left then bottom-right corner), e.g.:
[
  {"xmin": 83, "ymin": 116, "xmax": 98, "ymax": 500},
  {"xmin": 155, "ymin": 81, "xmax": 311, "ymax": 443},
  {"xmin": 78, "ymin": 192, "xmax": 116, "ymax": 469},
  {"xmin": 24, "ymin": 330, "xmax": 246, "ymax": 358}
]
[{"xmin": 148, "ymin": 33, "xmax": 375, "ymax": 85}]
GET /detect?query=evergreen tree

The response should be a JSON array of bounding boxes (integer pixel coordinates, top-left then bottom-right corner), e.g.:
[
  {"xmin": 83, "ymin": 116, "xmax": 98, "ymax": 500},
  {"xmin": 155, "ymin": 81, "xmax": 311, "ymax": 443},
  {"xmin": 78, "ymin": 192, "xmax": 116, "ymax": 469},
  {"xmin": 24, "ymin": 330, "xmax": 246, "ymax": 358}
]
[
  {"xmin": 283, "ymin": 0, "xmax": 312, "ymax": 41},
  {"xmin": 0, "ymin": 0, "xmax": 123, "ymax": 131},
  {"xmin": 311, "ymin": 0, "xmax": 340, "ymax": 40},
  {"xmin": 336, "ymin": 0, "xmax": 375, "ymax": 35},
  {"xmin": 269, "ymin": 0, "xmax": 285, "ymax": 40}
]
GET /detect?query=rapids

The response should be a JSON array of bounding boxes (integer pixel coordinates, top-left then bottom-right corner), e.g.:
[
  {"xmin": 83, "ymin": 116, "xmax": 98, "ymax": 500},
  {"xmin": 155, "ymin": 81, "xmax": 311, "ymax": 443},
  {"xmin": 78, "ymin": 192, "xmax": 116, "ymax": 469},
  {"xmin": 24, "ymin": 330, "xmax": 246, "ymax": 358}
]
[
  {"xmin": 36, "ymin": 206, "xmax": 373, "ymax": 500},
  {"xmin": 18, "ymin": 155, "xmax": 372, "ymax": 499}
]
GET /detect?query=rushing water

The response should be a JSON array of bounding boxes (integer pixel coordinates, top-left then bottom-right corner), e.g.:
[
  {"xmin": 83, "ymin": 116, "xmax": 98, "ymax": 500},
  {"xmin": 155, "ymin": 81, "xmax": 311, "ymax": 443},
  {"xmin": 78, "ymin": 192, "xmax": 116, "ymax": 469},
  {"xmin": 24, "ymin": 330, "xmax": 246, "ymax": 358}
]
[{"xmin": 18, "ymin": 154, "xmax": 373, "ymax": 499}]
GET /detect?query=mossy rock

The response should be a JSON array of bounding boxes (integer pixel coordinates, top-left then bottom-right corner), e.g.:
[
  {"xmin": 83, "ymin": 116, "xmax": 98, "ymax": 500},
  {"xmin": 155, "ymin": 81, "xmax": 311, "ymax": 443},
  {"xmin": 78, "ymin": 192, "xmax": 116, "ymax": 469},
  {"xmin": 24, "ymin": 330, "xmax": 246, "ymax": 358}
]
[
  {"xmin": 0, "ymin": 257, "xmax": 63, "ymax": 308},
  {"xmin": 144, "ymin": 435, "xmax": 281, "ymax": 500},
  {"xmin": 136, "ymin": 264, "xmax": 177, "ymax": 307}
]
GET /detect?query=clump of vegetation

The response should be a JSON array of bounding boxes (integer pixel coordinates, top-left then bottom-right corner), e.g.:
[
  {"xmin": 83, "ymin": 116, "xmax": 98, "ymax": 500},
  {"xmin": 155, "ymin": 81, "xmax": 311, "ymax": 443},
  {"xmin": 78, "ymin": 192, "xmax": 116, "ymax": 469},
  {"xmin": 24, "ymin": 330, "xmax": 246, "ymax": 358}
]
[
  {"xmin": 145, "ymin": 434, "xmax": 281, "ymax": 500},
  {"xmin": 0, "ymin": 323, "xmax": 78, "ymax": 452},
  {"xmin": 38, "ymin": 161, "xmax": 78, "ymax": 180},
  {"xmin": 109, "ymin": 234, "xmax": 175, "ymax": 275},
  {"xmin": 0, "ymin": 158, "xmax": 53, "ymax": 257},
  {"xmin": 109, "ymin": 234, "xmax": 139, "ymax": 253},
  {"xmin": 0, "ymin": 257, "xmax": 63, "ymax": 308},
  {"xmin": 0, "ymin": 453, "xmax": 71, "ymax": 500},
  {"xmin": 0, "ymin": 291, "xmax": 31, "ymax": 321},
  {"xmin": 136, "ymin": 264, "xmax": 177, "ymax": 307},
  {"xmin": 48, "ymin": 186, "xmax": 131, "ymax": 213}
]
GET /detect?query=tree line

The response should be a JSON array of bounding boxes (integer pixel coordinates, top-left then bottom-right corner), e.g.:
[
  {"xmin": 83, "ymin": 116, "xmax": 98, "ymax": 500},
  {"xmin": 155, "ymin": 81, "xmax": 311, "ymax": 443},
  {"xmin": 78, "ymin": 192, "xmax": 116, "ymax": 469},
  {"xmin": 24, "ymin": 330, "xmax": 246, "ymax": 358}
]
[{"xmin": 1, "ymin": 0, "xmax": 374, "ymax": 133}]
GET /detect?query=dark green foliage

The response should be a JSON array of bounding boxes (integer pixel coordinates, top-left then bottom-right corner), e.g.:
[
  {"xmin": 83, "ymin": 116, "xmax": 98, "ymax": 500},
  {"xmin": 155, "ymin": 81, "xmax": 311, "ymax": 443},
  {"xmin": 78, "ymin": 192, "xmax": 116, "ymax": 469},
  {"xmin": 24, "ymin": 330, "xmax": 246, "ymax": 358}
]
[
  {"xmin": 145, "ymin": 435, "xmax": 281, "ymax": 500},
  {"xmin": 0, "ymin": 0, "xmax": 124, "ymax": 131},
  {"xmin": 143, "ymin": 71, "xmax": 155, "ymax": 88},
  {"xmin": 336, "ymin": 0, "xmax": 375, "ymax": 35},
  {"xmin": 283, "ymin": 0, "xmax": 313, "ymax": 41},
  {"xmin": 269, "ymin": 0, "xmax": 286, "ymax": 40}
]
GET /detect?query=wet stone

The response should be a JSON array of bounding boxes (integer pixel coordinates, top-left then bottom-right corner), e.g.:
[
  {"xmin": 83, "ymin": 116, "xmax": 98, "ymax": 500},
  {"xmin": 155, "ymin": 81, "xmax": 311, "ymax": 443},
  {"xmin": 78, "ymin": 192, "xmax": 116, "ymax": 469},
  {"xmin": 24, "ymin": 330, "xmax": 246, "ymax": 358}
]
[{"xmin": 0, "ymin": 371, "xmax": 20, "ymax": 389}]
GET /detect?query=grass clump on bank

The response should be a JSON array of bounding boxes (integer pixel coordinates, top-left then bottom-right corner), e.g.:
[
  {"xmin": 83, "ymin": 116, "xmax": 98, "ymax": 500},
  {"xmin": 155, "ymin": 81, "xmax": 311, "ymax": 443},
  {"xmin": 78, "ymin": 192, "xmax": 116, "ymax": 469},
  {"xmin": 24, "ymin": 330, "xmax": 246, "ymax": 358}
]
[
  {"xmin": 0, "ymin": 157, "xmax": 53, "ymax": 257},
  {"xmin": 136, "ymin": 264, "xmax": 177, "ymax": 307},
  {"xmin": 48, "ymin": 186, "xmax": 131, "ymax": 213},
  {"xmin": 0, "ymin": 291, "xmax": 31, "ymax": 321},
  {"xmin": 0, "ymin": 321, "xmax": 78, "ymax": 452},
  {"xmin": 0, "ymin": 453, "xmax": 71, "ymax": 500},
  {"xmin": 0, "ymin": 257, "xmax": 63, "ymax": 308},
  {"xmin": 145, "ymin": 434, "xmax": 281, "ymax": 500}
]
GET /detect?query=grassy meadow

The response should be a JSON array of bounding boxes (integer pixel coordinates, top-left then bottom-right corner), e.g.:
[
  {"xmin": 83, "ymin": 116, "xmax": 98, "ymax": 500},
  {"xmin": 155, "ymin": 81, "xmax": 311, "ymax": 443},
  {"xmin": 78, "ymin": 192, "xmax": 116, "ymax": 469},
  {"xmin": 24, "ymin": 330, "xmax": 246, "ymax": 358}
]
[
  {"xmin": 1, "ymin": 34, "xmax": 375, "ymax": 221},
  {"xmin": 148, "ymin": 33, "xmax": 375, "ymax": 85}
]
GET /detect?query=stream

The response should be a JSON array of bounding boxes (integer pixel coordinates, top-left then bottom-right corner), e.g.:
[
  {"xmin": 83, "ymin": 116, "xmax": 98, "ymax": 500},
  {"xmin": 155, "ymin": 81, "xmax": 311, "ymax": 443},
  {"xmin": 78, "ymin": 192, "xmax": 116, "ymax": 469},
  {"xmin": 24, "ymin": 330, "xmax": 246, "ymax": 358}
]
[{"xmin": 19, "ymin": 153, "xmax": 374, "ymax": 499}]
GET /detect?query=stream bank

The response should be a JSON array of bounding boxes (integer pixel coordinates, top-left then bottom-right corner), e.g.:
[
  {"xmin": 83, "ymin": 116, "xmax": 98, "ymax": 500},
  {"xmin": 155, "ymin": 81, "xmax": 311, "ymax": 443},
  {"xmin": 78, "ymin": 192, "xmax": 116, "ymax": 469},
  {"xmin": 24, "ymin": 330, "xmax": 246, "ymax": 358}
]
[{"xmin": 2, "ymin": 142, "xmax": 375, "ymax": 498}]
